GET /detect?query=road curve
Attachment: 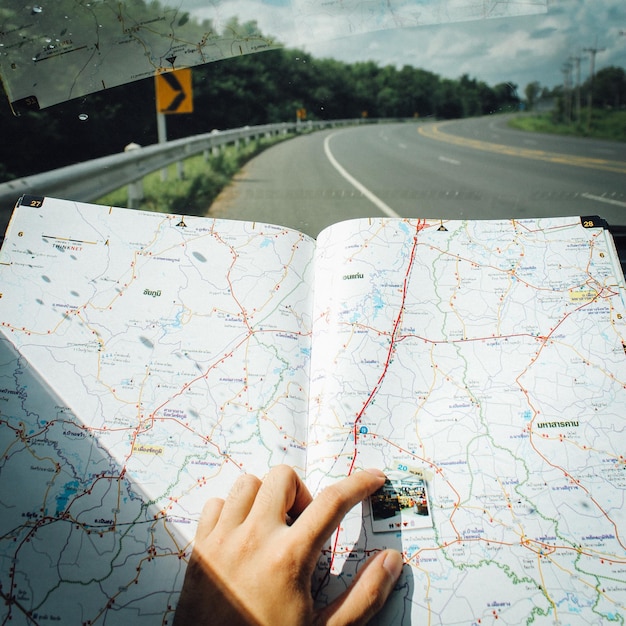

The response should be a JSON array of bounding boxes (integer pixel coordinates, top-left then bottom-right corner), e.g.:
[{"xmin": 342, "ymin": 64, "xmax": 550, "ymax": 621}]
[{"xmin": 208, "ymin": 116, "xmax": 626, "ymax": 238}]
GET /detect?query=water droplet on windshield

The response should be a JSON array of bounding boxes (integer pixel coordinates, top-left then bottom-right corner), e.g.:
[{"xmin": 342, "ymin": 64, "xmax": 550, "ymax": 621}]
[{"xmin": 78, "ymin": 113, "xmax": 89, "ymax": 121}]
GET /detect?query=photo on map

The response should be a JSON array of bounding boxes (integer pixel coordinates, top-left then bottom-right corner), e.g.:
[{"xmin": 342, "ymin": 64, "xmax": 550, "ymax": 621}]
[{"xmin": 370, "ymin": 475, "xmax": 432, "ymax": 533}]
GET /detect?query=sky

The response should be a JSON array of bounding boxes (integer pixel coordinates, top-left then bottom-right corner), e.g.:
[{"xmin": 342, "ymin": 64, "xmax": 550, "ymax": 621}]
[
  {"xmin": 305, "ymin": 1, "xmax": 626, "ymax": 90},
  {"xmin": 190, "ymin": 0, "xmax": 626, "ymax": 91}
]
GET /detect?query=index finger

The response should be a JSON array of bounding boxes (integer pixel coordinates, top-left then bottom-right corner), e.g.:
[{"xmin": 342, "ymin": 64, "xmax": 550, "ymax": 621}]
[{"xmin": 292, "ymin": 469, "xmax": 386, "ymax": 554}]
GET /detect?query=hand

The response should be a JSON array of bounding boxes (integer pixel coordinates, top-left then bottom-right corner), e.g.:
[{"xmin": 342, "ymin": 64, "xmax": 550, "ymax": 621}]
[{"xmin": 174, "ymin": 465, "xmax": 403, "ymax": 625}]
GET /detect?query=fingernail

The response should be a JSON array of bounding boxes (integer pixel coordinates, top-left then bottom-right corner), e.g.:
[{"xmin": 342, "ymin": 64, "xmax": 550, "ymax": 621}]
[
  {"xmin": 363, "ymin": 468, "xmax": 386, "ymax": 480},
  {"xmin": 382, "ymin": 551, "xmax": 404, "ymax": 581}
]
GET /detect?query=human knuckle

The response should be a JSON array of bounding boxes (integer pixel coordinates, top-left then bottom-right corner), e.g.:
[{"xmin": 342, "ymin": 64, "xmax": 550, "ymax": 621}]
[
  {"xmin": 318, "ymin": 483, "xmax": 348, "ymax": 515},
  {"xmin": 238, "ymin": 473, "xmax": 262, "ymax": 489},
  {"xmin": 201, "ymin": 496, "xmax": 223, "ymax": 515},
  {"xmin": 231, "ymin": 473, "xmax": 261, "ymax": 496},
  {"xmin": 269, "ymin": 463, "xmax": 297, "ymax": 482},
  {"xmin": 268, "ymin": 540, "xmax": 292, "ymax": 565}
]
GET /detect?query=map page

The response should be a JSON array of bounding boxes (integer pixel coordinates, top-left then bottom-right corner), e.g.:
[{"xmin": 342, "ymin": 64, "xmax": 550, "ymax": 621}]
[
  {"xmin": 0, "ymin": 196, "xmax": 314, "ymax": 623},
  {"xmin": 306, "ymin": 217, "xmax": 626, "ymax": 624},
  {"xmin": 1, "ymin": 201, "xmax": 625, "ymax": 625},
  {"xmin": 0, "ymin": 0, "xmax": 546, "ymax": 111}
]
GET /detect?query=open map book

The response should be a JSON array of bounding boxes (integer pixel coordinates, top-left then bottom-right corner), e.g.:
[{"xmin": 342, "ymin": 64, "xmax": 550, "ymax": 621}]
[{"xmin": 1, "ymin": 195, "xmax": 625, "ymax": 624}]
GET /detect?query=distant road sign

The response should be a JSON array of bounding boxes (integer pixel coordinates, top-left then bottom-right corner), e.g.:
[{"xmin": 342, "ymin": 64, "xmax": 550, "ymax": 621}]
[{"xmin": 155, "ymin": 69, "xmax": 193, "ymax": 114}]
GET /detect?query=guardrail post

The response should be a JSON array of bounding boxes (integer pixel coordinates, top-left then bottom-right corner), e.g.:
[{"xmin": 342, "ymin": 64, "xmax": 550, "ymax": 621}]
[
  {"xmin": 157, "ymin": 113, "xmax": 169, "ymax": 182},
  {"xmin": 124, "ymin": 142, "xmax": 144, "ymax": 209}
]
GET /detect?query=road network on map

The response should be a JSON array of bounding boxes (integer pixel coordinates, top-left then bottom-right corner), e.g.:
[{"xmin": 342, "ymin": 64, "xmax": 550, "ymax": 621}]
[
  {"xmin": 306, "ymin": 217, "xmax": 626, "ymax": 624},
  {"xmin": 0, "ymin": 199, "xmax": 315, "ymax": 623},
  {"xmin": 1, "ymin": 203, "xmax": 624, "ymax": 624}
]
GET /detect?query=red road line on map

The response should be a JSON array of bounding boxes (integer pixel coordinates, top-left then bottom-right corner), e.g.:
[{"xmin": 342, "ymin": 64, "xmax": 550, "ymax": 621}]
[
  {"xmin": 326, "ymin": 220, "xmax": 426, "ymax": 577},
  {"xmin": 322, "ymin": 218, "xmax": 625, "ymax": 585},
  {"xmin": 346, "ymin": 219, "xmax": 426, "ymax": 476}
]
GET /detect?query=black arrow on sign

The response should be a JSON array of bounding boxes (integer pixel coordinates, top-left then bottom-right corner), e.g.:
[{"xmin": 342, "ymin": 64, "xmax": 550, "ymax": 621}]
[{"xmin": 161, "ymin": 72, "xmax": 186, "ymax": 112}]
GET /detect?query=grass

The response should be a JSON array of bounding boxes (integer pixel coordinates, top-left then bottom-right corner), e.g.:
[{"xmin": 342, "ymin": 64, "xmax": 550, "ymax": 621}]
[
  {"xmin": 508, "ymin": 109, "xmax": 626, "ymax": 142},
  {"xmin": 97, "ymin": 133, "xmax": 293, "ymax": 215}
]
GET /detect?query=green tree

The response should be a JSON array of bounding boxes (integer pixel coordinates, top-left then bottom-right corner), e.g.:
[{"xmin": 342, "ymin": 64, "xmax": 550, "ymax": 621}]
[
  {"xmin": 524, "ymin": 81, "xmax": 542, "ymax": 111},
  {"xmin": 433, "ymin": 79, "xmax": 463, "ymax": 119},
  {"xmin": 493, "ymin": 82, "xmax": 520, "ymax": 111},
  {"xmin": 591, "ymin": 66, "xmax": 626, "ymax": 109},
  {"xmin": 396, "ymin": 66, "xmax": 438, "ymax": 118}
]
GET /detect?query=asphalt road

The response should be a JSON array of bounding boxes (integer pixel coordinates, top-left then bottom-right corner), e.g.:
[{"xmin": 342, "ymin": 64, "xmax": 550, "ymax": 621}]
[{"xmin": 208, "ymin": 115, "xmax": 626, "ymax": 239}]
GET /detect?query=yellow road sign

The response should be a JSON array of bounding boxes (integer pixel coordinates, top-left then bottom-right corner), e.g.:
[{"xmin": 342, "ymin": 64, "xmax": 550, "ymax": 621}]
[{"xmin": 155, "ymin": 69, "xmax": 193, "ymax": 114}]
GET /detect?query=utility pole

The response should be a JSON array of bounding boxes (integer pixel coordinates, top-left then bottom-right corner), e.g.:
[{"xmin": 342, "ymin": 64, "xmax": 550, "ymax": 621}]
[
  {"xmin": 582, "ymin": 41, "xmax": 606, "ymax": 132},
  {"xmin": 569, "ymin": 54, "xmax": 582, "ymax": 124},
  {"xmin": 561, "ymin": 61, "xmax": 572, "ymax": 123}
]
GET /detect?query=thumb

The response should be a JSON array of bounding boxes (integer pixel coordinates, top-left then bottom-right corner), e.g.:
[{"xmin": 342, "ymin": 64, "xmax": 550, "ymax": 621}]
[{"xmin": 320, "ymin": 549, "xmax": 403, "ymax": 626}]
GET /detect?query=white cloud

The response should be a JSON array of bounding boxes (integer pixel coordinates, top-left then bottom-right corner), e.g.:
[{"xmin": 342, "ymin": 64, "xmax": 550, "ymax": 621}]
[
  {"xmin": 305, "ymin": 0, "xmax": 625, "ymax": 88},
  {"xmin": 188, "ymin": 0, "xmax": 625, "ymax": 89}
]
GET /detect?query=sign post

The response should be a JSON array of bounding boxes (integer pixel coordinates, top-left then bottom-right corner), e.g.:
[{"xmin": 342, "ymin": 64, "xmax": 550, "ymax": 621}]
[{"xmin": 155, "ymin": 68, "xmax": 193, "ymax": 180}]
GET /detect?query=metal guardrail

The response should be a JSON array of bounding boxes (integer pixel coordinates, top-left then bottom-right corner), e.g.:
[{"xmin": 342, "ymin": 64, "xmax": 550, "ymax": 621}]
[{"xmin": 0, "ymin": 117, "xmax": 408, "ymax": 231}]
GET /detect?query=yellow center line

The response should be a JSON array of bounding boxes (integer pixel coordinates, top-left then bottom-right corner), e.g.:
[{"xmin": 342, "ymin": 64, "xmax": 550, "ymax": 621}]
[{"xmin": 418, "ymin": 122, "xmax": 626, "ymax": 174}]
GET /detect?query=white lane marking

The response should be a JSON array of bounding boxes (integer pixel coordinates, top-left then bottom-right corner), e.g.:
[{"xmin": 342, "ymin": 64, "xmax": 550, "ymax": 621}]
[
  {"xmin": 323, "ymin": 133, "xmax": 401, "ymax": 218},
  {"xmin": 581, "ymin": 193, "xmax": 626, "ymax": 208},
  {"xmin": 438, "ymin": 156, "xmax": 460, "ymax": 165}
]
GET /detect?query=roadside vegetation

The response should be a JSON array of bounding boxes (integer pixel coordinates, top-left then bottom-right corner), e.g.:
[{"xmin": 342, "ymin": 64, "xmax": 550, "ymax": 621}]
[
  {"xmin": 509, "ymin": 110, "xmax": 626, "ymax": 141},
  {"xmin": 97, "ymin": 134, "xmax": 292, "ymax": 215},
  {"xmin": 514, "ymin": 67, "xmax": 626, "ymax": 141}
]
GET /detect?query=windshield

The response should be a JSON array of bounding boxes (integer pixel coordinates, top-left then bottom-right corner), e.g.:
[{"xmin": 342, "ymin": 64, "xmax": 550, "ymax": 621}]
[{"xmin": 0, "ymin": 0, "xmax": 624, "ymax": 237}]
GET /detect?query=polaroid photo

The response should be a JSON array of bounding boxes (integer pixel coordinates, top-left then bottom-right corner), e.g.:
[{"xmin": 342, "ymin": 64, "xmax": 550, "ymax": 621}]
[{"xmin": 370, "ymin": 473, "xmax": 433, "ymax": 533}]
